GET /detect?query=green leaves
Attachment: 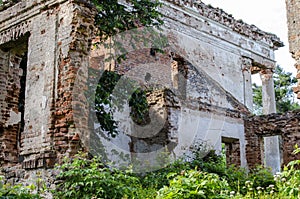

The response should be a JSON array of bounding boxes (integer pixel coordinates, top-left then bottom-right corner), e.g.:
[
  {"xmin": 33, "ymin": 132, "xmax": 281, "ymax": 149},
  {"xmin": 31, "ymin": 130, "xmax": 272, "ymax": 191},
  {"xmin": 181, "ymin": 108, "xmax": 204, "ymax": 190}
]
[
  {"xmin": 53, "ymin": 154, "xmax": 144, "ymax": 199},
  {"xmin": 157, "ymin": 169, "xmax": 230, "ymax": 199},
  {"xmin": 92, "ymin": 0, "xmax": 163, "ymax": 41},
  {"xmin": 273, "ymin": 66, "xmax": 300, "ymax": 113},
  {"xmin": 94, "ymin": 70, "xmax": 150, "ymax": 137},
  {"xmin": 0, "ymin": 178, "xmax": 40, "ymax": 199},
  {"xmin": 91, "ymin": 0, "xmax": 166, "ymax": 63}
]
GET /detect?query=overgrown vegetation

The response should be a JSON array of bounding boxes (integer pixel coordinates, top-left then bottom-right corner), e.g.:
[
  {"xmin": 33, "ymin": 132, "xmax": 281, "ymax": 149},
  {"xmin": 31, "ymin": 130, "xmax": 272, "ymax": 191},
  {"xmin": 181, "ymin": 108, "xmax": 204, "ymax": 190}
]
[
  {"xmin": 2, "ymin": 145, "xmax": 299, "ymax": 199},
  {"xmin": 92, "ymin": 0, "xmax": 166, "ymax": 64},
  {"xmin": 92, "ymin": 0, "xmax": 162, "ymax": 41},
  {"xmin": 94, "ymin": 70, "xmax": 150, "ymax": 137},
  {"xmin": 0, "ymin": 176, "xmax": 40, "ymax": 199}
]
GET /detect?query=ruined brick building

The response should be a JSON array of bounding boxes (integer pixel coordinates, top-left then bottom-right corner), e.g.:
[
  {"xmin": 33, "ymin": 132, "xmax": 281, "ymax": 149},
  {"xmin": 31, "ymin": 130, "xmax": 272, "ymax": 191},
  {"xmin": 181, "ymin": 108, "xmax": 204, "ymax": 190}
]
[
  {"xmin": 286, "ymin": 0, "xmax": 300, "ymax": 100},
  {"xmin": 0, "ymin": 0, "xmax": 299, "ymax": 182}
]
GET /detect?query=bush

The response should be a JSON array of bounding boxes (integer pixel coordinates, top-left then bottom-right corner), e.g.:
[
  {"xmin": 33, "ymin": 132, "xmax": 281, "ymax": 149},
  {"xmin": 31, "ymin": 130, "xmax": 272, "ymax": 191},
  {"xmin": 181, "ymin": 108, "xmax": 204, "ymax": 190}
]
[
  {"xmin": 53, "ymin": 153, "xmax": 145, "ymax": 199},
  {"xmin": 157, "ymin": 169, "xmax": 230, "ymax": 199},
  {"xmin": 248, "ymin": 166, "xmax": 275, "ymax": 189},
  {"xmin": 274, "ymin": 146, "xmax": 300, "ymax": 199},
  {"xmin": 0, "ymin": 176, "xmax": 40, "ymax": 199},
  {"xmin": 50, "ymin": 146, "xmax": 300, "ymax": 199}
]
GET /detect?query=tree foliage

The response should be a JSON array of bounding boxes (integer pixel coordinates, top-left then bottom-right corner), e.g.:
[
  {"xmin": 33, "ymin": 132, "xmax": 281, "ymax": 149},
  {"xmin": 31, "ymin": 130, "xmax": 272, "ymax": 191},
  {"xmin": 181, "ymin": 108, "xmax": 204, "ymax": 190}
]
[
  {"xmin": 91, "ymin": 0, "xmax": 164, "ymax": 136},
  {"xmin": 95, "ymin": 70, "xmax": 150, "ymax": 137},
  {"xmin": 253, "ymin": 65, "xmax": 300, "ymax": 114},
  {"xmin": 92, "ymin": 0, "xmax": 163, "ymax": 41}
]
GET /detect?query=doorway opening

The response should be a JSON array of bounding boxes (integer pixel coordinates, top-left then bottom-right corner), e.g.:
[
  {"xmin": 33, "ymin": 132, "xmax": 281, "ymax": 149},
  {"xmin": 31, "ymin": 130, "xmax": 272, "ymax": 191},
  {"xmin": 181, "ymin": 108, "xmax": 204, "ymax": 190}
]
[{"xmin": 0, "ymin": 33, "xmax": 29, "ymax": 166}]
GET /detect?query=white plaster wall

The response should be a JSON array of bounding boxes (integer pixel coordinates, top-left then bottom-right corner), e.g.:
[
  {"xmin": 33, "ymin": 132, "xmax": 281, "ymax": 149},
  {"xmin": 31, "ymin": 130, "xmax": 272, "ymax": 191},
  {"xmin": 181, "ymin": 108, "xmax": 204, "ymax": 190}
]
[
  {"xmin": 165, "ymin": 29, "xmax": 251, "ymax": 110},
  {"xmin": 173, "ymin": 108, "xmax": 246, "ymax": 167},
  {"xmin": 161, "ymin": 4, "xmax": 277, "ymax": 111}
]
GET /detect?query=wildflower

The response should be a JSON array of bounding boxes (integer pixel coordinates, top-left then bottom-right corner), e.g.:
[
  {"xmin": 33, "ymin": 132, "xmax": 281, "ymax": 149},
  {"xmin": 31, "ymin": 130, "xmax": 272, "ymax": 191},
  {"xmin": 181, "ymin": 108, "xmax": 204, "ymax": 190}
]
[{"xmin": 230, "ymin": 191, "xmax": 235, "ymax": 197}]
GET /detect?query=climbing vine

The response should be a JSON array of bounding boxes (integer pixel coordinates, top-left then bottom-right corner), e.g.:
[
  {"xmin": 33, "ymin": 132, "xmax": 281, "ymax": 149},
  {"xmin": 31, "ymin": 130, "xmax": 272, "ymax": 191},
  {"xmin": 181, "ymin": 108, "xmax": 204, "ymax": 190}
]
[
  {"xmin": 91, "ymin": 0, "xmax": 164, "ymax": 136},
  {"xmin": 95, "ymin": 70, "xmax": 150, "ymax": 137},
  {"xmin": 129, "ymin": 88, "xmax": 150, "ymax": 126}
]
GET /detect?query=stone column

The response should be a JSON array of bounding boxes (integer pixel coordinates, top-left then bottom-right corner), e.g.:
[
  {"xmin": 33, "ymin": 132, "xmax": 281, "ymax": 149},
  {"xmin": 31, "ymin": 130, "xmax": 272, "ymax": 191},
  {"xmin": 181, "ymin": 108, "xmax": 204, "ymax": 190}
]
[
  {"xmin": 260, "ymin": 69, "xmax": 276, "ymax": 114},
  {"xmin": 241, "ymin": 57, "xmax": 253, "ymax": 111},
  {"xmin": 260, "ymin": 69, "xmax": 281, "ymax": 173}
]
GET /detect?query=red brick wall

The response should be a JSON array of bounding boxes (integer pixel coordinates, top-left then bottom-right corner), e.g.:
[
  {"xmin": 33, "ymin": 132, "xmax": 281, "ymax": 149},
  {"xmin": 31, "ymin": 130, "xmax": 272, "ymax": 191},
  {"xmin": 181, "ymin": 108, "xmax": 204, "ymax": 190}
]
[
  {"xmin": 0, "ymin": 50, "xmax": 23, "ymax": 166},
  {"xmin": 245, "ymin": 111, "xmax": 300, "ymax": 169}
]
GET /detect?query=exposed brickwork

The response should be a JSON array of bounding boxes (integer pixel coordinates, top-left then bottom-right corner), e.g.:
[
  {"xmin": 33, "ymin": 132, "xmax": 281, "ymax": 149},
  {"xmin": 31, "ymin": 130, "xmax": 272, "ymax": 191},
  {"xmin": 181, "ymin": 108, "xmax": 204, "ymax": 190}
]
[
  {"xmin": 0, "ymin": 0, "xmax": 96, "ymax": 170},
  {"xmin": 51, "ymin": 1, "xmax": 95, "ymax": 160},
  {"xmin": 286, "ymin": 0, "xmax": 300, "ymax": 98},
  {"xmin": 0, "ymin": 0, "xmax": 290, "ymax": 184},
  {"xmin": 225, "ymin": 140, "xmax": 241, "ymax": 167},
  {"xmin": 245, "ymin": 110, "xmax": 300, "ymax": 169},
  {"xmin": 0, "ymin": 51, "xmax": 22, "ymax": 166}
]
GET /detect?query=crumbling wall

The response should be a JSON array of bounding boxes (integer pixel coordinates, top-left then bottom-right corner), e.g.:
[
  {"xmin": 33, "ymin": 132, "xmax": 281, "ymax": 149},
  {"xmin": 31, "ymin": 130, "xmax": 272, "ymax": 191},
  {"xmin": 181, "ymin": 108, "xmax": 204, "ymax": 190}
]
[
  {"xmin": 87, "ymin": 0, "xmax": 282, "ymax": 169},
  {"xmin": 88, "ymin": 43, "xmax": 249, "ymax": 167},
  {"xmin": 51, "ymin": 1, "xmax": 95, "ymax": 161},
  {"xmin": 0, "ymin": 0, "xmax": 283, "ymax": 178},
  {"xmin": 0, "ymin": 49, "xmax": 22, "ymax": 166},
  {"xmin": 0, "ymin": 0, "xmax": 96, "ymax": 171},
  {"xmin": 0, "ymin": 0, "xmax": 97, "ymax": 185},
  {"xmin": 286, "ymin": 0, "xmax": 300, "ymax": 99},
  {"xmin": 245, "ymin": 110, "xmax": 300, "ymax": 169}
]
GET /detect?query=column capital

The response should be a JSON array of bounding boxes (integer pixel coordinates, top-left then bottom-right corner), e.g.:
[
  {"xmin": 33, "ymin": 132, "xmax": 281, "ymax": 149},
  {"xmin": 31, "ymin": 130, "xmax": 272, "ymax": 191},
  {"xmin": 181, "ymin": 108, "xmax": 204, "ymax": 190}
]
[
  {"xmin": 260, "ymin": 68, "xmax": 273, "ymax": 82},
  {"xmin": 241, "ymin": 57, "xmax": 252, "ymax": 70}
]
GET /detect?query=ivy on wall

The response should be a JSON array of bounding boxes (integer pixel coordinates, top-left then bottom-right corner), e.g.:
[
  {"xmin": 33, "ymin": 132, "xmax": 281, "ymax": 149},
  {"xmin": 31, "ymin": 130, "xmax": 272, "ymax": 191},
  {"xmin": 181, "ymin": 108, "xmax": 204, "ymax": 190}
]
[
  {"xmin": 92, "ymin": 0, "xmax": 164, "ymax": 136},
  {"xmin": 95, "ymin": 70, "xmax": 150, "ymax": 137}
]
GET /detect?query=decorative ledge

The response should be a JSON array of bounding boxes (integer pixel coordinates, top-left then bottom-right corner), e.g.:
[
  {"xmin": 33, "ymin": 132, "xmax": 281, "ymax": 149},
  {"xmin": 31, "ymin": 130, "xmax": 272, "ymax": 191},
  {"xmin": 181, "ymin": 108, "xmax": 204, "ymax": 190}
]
[{"xmin": 164, "ymin": 0, "xmax": 284, "ymax": 49}]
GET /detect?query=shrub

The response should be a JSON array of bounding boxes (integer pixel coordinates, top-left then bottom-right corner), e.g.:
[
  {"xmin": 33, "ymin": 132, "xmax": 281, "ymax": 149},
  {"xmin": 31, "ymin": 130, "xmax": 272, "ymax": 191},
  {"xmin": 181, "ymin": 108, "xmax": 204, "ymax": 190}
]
[
  {"xmin": 51, "ymin": 146, "xmax": 300, "ymax": 199},
  {"xmin": 156, "ymin": 169, "xmax": 230, "ymax": 199},
  {"xmin": 0, "ymin": 176, "xmax": 40, "ymax": 199},
  {"xmin": 248, "ymin": 166, "xmax": 275, "ymax": 189},
  {"xmin": 274, "ymin": 145, "xmax": 300, "ymax": 199},
  {"xmin": 53, "ymin": 153, "xmax": 145, "ymax": 199}
]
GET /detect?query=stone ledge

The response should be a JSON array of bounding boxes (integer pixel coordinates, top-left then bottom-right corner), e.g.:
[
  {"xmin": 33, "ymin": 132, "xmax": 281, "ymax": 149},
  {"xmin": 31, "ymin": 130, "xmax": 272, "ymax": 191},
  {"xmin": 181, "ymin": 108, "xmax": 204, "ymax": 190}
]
[
  {"xmin": 0, "ymin": 0, "xmax": 22, "ymax": 11},
  {"xmin": 163, "ymin": 0, "xmax": 283, "ymax": 49}
]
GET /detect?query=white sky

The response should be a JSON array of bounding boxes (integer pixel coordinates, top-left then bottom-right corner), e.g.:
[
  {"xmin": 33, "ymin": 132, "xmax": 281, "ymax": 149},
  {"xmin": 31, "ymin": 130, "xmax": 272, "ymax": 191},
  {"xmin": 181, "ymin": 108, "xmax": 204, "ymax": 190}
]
[{"xmin": 201, "ymin": 0, "xmax": 296, "ymax": 76}]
